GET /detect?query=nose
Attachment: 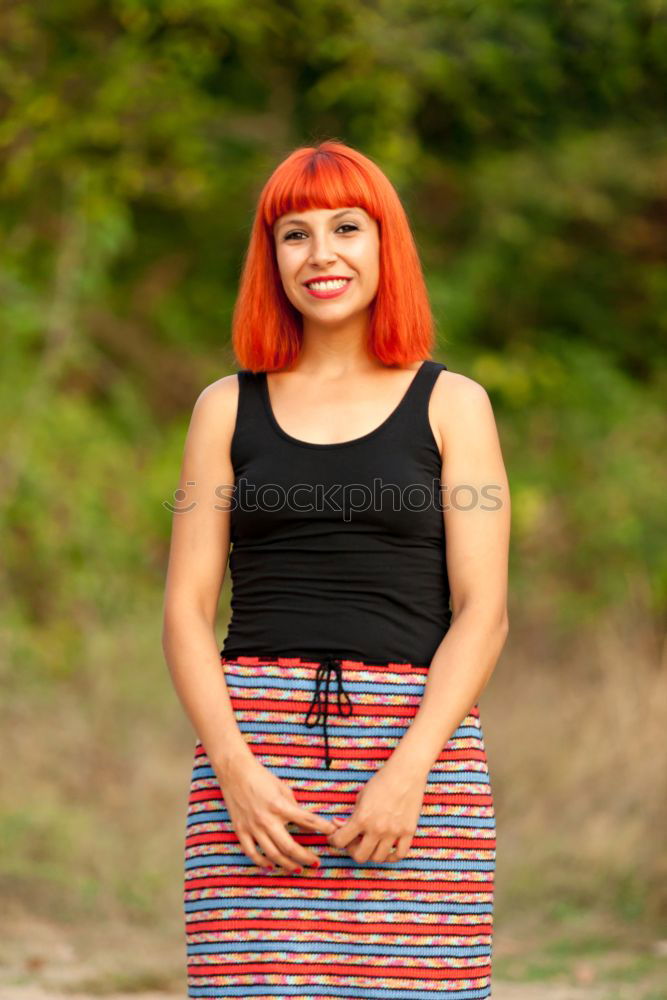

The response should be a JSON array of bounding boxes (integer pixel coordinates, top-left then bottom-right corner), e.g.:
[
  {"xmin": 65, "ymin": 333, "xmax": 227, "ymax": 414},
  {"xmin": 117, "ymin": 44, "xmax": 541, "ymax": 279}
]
[{"xmin": 308, "ymin": 230, "xmax": 337, "ymax": 267}]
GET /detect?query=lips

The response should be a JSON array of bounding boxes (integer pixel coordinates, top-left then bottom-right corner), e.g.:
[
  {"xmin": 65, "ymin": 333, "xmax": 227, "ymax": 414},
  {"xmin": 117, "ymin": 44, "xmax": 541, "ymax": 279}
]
[
  {"xmin": 303, "ymin": 275, "xmax": 352, "ymax": 286},
  {"xmin": 303, "ymin": 276, "xmax": 353, "ymax": 300}
]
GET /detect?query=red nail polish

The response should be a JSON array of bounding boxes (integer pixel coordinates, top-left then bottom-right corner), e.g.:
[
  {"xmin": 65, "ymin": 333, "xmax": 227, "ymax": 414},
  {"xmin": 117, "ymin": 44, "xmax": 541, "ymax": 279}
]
[{"xmin": 294, "ymin": 867, "xmax": 302, "ymax": 874}]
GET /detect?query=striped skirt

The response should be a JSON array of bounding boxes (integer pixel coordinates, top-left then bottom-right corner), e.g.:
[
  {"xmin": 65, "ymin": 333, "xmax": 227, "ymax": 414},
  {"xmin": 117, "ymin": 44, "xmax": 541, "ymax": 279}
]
[{"xmin": 183, "ymin": 654, "xmax": 496, "ymax": 999}]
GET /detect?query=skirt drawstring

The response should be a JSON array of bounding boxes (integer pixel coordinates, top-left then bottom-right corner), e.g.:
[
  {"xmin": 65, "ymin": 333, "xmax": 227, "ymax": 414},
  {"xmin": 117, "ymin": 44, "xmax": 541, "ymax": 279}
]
[{"xmin": 304, "ymin": 655, "xmax": 354, "ymax": 768}]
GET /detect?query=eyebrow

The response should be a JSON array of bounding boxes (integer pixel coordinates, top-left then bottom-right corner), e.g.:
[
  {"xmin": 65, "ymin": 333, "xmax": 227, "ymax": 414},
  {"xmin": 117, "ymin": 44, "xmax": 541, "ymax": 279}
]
[{"xmin": 275, "ymin": 208, "xmax": 363, "ymax": 231}]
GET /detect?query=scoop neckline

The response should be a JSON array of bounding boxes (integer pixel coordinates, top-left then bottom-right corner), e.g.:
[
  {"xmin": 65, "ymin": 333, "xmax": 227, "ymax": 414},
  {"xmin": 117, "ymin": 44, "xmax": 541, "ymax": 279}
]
[{"xmin": 260, "ymin": 360, "xmax": 430, "ymax": 450}]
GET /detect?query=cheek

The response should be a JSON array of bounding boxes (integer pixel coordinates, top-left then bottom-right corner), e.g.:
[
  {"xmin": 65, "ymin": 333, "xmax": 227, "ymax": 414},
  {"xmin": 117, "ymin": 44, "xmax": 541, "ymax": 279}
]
[
  {"xmin": 277, "ymin": 247, "xmax": 305, "ymax": 281},
  {"xmin": 361, "ymin": 240, "xmax": 380, "ymax": 281},
  {"xmin": 364, "ymin": 253, "xmax": 380, "ymax": 291}
]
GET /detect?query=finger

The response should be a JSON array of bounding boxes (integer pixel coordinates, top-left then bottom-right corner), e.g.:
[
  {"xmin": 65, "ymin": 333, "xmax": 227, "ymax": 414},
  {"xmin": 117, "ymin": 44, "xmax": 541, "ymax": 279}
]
[
  {"xmin": 392, "ymin": 832, "xmax": 414, "ymax": 861},
  {"xmin": 327, "ymin": 817, "xmax": 346, "ymax": 835},
  {"xmin": 237, "ymin": 830, "xmax": 268, "ymax": 869},
  {"xmin": 256, "ymin": 818, "xmax": 321, "ymax": 872},
  {"xmin": 269, "ymin": 821, "xmax": 323, "ymax": 870},
  {"xmin": 253, "ymin": 828, "xmax": 304, "ymax": 873},
  {"xmin": 368, "ymin": 835, "xmax": 398, "ymax": 863},
  {"xmin": 349, "ymin": 831, "xmax": 380, "ymax": 863},
  {"xmin": 328, "ymin": 818, "xmax": 363, "ymax": 849},
  {"xmin": 286, "ymin": 803, "xmax": 339, "ymax": 835}
]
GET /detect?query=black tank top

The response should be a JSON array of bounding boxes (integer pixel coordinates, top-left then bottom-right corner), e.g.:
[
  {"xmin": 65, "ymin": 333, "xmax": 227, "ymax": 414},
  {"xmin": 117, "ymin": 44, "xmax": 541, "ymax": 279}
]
[{"xmin": 220, "ymin": 359, "xmax": 451, "ymax": 667}]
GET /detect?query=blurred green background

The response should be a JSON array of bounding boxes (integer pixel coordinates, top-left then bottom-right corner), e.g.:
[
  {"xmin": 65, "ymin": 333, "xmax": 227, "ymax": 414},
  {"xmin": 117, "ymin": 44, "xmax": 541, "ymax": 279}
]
[{"xmin": 1, "ymin": 2, "xmax": 666, "ymax": 997}]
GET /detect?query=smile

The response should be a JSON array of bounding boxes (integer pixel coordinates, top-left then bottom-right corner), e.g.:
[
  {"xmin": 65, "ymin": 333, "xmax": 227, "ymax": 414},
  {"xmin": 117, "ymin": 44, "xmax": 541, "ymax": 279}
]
[{"xmin": 303, "ymin": 278, "xmax": 352, "ymax": 299}]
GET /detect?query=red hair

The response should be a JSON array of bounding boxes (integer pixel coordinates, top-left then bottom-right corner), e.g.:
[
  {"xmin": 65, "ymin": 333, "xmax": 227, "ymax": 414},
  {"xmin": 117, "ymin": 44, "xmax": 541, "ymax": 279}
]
[{"xmin": 231, "ymin": 139, "xmax": 437, "ymax": 372}]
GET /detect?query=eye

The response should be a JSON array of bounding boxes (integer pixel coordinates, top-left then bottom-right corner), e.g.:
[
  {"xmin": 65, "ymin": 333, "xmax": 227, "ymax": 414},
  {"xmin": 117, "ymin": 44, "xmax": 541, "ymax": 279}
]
[{"xmin": 282, "ymin": 223, "xmax": 360, "ymax": 242}]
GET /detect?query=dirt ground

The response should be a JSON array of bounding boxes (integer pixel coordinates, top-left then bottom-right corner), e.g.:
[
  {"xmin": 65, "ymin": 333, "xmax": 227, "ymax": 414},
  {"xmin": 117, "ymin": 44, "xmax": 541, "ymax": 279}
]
[
  {"xmin": 0, "ymin": 911, "xmax": 662, "ymax": 1000},
  {"xmin": 0, "ymin": 985, "xmax": 618, "ymax": 1000}
]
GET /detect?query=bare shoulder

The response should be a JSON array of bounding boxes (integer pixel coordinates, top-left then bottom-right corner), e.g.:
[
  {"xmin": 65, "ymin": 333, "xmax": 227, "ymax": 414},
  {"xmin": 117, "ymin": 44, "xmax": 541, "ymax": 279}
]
[
  {"xmin": 188, "ymin": 372, "xmax": 241, "ymax": 444},
  {"xmin": 432, "ymin": 368, "xmax": 492, "ymax": 410},
  {"xmin": 429, "ymin": 369, "xmax": 500, "ymax": 458}
]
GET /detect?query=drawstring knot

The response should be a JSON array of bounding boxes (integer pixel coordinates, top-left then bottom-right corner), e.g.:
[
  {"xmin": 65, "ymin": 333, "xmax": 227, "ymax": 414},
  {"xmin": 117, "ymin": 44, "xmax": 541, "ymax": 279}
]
[{"xmin": 304, "ymin": 655, "xmax": 354, "ymax": 769}]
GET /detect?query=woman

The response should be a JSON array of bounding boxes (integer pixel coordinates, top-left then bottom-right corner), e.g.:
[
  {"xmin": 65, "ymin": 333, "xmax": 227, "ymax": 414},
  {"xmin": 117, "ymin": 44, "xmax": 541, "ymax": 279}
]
[{"xmin": 162, "ymin": 139, "xmax": 510, "ymax": 999}]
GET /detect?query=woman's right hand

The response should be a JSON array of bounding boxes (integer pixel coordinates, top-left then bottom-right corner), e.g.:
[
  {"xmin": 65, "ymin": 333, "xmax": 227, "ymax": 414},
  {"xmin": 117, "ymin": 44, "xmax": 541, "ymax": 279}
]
[{"xmin": 215, "ymin": 752, "xmax": 339, "ymax": 872}]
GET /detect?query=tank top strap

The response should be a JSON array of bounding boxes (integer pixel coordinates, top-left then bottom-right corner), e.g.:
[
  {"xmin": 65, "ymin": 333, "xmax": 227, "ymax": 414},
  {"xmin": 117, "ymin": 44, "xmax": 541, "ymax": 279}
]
[
  {"xmin": 231, "ymin": 369, "xmax": 269, "ymax": 468},
  {"xmin": 236, "ymin": 368, "xmax": 268, "ymax": 421},
  {"xmin": 413, "ymin": 358, "xmax": 448, "ymax": 392},
  {"xmin": 397, "ymin": 358, "xmax": 447, "ymax": 438}
]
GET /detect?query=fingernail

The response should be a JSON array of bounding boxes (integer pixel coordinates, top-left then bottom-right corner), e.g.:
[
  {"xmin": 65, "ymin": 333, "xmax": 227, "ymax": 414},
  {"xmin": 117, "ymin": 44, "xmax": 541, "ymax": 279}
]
[{"xmin": 294, "ymin": 867, "xmax": 302, "ymax": 874}]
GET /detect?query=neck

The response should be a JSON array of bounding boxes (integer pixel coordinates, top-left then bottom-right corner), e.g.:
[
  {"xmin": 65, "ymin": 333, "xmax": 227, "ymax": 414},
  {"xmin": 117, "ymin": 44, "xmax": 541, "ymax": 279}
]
[{"xmin": 293, "ymin": 312, "xmax": 379, "ymax": 376}]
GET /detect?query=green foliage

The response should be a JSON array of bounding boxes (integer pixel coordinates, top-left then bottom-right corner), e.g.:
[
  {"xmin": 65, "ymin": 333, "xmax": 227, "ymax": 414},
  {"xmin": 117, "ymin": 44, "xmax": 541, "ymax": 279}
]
[{"xmin": 1, "ymin": 0, "xmax": 665, "ymax": 651}]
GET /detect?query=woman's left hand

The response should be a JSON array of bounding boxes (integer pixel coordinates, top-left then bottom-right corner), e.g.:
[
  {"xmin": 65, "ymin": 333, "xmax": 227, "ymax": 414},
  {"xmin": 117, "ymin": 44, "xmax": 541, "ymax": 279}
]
[{"xmin": 327, "ymin": 758, "xmax": 428, "ymax": 863}]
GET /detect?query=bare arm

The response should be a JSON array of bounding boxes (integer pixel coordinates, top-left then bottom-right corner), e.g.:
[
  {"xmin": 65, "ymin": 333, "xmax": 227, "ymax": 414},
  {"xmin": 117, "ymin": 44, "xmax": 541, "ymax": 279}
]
[
  {"xmin": 161, "ymin": 374, "xmax": 253, "ymax": 776},
  {"xmin": 389, "ymin": 370, "xmax": 511, "ymax": 777},
  {"xmin": 161, "ymin": 374, "xmax": 338, "ymax": 870}
]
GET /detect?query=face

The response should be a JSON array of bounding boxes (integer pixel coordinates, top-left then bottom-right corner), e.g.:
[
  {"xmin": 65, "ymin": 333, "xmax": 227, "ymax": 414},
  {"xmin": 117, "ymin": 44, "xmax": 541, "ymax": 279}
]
[{"xmin": 272, "ymin": 205, "xmax": 380, "ymax": 326}]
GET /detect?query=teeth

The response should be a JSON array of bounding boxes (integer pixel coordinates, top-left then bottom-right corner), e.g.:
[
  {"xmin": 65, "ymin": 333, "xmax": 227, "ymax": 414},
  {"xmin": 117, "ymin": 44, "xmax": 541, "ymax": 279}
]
[{"xmin": 307, "ymin": 279, "xmax": 349, "ymax": 291}]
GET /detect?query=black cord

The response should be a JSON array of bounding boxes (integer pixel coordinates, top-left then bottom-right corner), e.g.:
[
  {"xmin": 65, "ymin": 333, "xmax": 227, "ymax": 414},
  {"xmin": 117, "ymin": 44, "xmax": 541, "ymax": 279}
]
[{"xmin": 304, "ymin": 655, "xmax": 354, "ymax": 768}]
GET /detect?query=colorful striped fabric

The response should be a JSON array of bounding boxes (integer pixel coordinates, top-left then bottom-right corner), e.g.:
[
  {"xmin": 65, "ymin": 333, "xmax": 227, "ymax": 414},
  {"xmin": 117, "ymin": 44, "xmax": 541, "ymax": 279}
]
[{"xmin": 184, "ymin": 655, "xmax": 496, "ymax": 998}]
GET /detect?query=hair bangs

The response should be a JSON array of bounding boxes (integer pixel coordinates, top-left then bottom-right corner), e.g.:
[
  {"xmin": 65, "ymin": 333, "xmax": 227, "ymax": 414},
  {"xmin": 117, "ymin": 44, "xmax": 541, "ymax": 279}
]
[{"xmin": 261, "ymin": 147, "xmax": 381, "ymax": 229}]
